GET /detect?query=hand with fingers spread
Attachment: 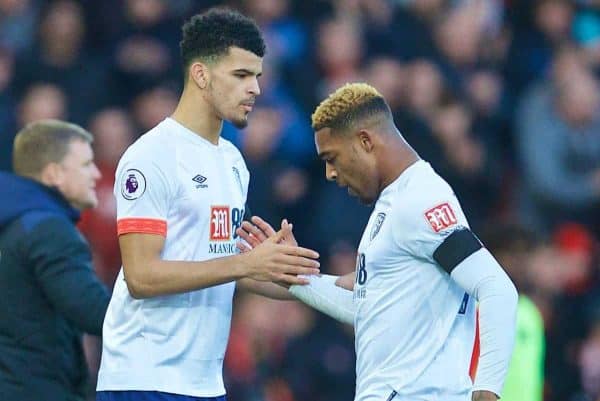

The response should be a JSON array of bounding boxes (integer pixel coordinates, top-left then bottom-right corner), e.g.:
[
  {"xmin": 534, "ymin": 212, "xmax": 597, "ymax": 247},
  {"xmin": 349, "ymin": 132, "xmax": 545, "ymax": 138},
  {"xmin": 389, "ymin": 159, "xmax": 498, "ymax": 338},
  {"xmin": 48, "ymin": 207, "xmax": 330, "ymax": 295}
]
[
  {"xmin": 240, "ymin": 222, "xmax": 319, "ymax": 286},
  {"xmin": 236, "ymin": 216, "xmax": 297, "ymax": 253}
]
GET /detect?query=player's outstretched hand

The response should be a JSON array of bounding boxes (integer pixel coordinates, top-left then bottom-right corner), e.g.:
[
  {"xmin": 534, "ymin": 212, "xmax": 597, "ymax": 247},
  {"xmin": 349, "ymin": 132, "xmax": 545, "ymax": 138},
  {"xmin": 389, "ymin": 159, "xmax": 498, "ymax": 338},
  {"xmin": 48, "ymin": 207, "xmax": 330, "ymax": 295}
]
[
  {"xmin": 236, "ymin": 216, "xmax": 297, "ymax": 253},
  {"xmin": 242, "ymin": 223, "xmax": 319, "ymax": 286}
]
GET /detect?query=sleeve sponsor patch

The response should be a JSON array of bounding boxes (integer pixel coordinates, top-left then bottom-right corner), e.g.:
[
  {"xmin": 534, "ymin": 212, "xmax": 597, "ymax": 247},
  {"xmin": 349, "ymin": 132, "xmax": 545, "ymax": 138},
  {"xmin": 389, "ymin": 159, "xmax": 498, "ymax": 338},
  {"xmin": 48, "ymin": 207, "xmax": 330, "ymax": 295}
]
[
  {"xmin": 120, "ymin": 168, "xmax": 147, "ymax": 200},
  {"xmin": 424, "ymin": 202, "xmax": 457, "ymax": 233}
]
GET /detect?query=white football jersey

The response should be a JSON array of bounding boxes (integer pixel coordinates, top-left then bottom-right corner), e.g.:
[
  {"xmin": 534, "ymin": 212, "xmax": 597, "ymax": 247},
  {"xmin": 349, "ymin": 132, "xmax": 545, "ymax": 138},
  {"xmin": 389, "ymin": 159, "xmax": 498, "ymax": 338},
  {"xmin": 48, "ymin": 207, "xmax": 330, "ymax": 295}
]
[
  {"xmin": 97, "ymin": 118, "xmax": 249, "ymax": 397},
  {"xmin": 354, "ymin": 160, "xmax": 476, "ymax": 400}
]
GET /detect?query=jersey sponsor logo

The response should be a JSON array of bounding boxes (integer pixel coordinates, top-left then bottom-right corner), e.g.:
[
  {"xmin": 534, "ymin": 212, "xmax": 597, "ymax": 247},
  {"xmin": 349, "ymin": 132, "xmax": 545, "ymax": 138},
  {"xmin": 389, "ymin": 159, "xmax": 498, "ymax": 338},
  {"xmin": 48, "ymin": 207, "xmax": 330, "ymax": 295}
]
[
  {"xmin": 209, "ymin": 242, "xmax": 238, "ymax": 254},
  {"xmin": 231, "ymin": 207, "xmax": 244, "ymax": 239},
  {"xmin": 209, "ymin": 206, "xmax": 245, "ymax": 247},
  {"xmin": 370, "ymin": 212, "xmax": 386, "ymax": 241},
  {"xmin": 120, "ymin": 168, "xmax": 146, "ymax": 200},
  {"xmin": 424, "ymin": 202, "xmax": 457, "ymax": 233},
  {"xmin": 210, "ymin": 206, "xmax": 231, "ymax": 241},
  {"xmin": 192, "ymin": 174, "xmax": 208, "ymax": 188}
]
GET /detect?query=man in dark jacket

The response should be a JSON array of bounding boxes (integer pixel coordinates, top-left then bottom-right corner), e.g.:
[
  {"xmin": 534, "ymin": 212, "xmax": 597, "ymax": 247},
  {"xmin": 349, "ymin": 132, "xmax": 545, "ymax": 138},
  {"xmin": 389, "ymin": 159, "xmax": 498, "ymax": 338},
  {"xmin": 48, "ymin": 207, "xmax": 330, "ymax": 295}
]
[{"xmin": 0, "ymin": 119, "xmax": 110, "ymax": 401}]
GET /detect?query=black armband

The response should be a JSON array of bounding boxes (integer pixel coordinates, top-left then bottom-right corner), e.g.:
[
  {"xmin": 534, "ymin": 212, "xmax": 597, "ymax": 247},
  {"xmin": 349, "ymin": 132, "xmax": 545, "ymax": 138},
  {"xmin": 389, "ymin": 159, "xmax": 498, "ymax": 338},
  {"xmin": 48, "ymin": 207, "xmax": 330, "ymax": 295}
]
[{"xmin": 433, "ymin": 228, "xmax": 482, "ymax": 273}]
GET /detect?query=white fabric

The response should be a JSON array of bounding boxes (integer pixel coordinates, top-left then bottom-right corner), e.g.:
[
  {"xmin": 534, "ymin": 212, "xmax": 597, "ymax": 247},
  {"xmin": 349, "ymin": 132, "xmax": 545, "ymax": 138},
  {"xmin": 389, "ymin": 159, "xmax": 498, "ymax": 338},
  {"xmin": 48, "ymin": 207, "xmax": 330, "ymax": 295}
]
[
  {"xmin": 289, "ymin": 274, "xmax": 354, "ymax": 324},
  {"xmin": 363, "ymin": 294, "xmax": 477, "ymax": 401},
  {"xmin": 353, "ymin": 160, "xmax": 476, "ymax": 401},
  {"xmin": 451, "ymin": 248, "xmax": 518, "ymax": 397},
  {"xmin": 97, "ymin": 118, "xmax": 250, "ymax": 397}
]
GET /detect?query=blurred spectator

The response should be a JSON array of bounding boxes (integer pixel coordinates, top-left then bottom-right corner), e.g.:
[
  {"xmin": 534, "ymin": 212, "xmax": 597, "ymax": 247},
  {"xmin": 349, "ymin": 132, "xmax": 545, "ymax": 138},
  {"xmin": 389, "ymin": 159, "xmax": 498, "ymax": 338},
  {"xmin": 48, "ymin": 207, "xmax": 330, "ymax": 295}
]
[
  {"xmin": 544, "ymin": 223, "xmax": 599, "ymax": 401},
  {"xmin": 517, "ymin": 50, "xmax": 600, "ymax": 235},
  {"xmin": 430, "ymin": 99, "xmax": 502, "ymax": 228},
  {"xmin": 388, "ymin": 0, "xmax": 441, "ymax": 61},
  {"xmin": 362, "ymin": 56, "xmax": 405, "ymax": 113},
  {"xmin": 505, "ymin": 0, "xmax": 573, "ymax": 95},
  {"xmin": 481, "ymin": 222, "xmax": 545, "ymax": 401},
  {"xmin": 109, "ymin": 0, "xmax": 181, "ymax": 102},
  {"xmin": 574, "ymin": 318, "xmax": 600, "ymax": 401},
  {"xmin": 244, "ymin": 0, "xmax": 307, "ymax": 67},
  {"xmin": 18, "ymin": 83, "xmax": 67, "ymax": 126},
  {"xmin": 0, "ymin": 120, "xmax": 109, "ymax": 401},
  {"xmin": 130, "ymin": 84, "xmax": 178, "ymax": 132},
  {"xmin": 14, "ymin": 0, "xmax": 111, "ymax": 124},
  {"xmin": 227, "ymin": 102, "xmax": 312, "ymax": 234},
  {"xmin": 315, "ymin": 17, "xmax": 364, "ymax": 97},
  {"xmin": 0, "ymin": 0, "xmax": 38, "ymax": 54},
  {"xmin": 398, "ymin": 60, "xmax": 446, "ymax": 171},
  {"xmin": 225, "ymin": 292, "xmax": 316, "ymax": 401},
  {"xmin": 466, "ymin": 69, "xmax": 513, "ymax": 172}
]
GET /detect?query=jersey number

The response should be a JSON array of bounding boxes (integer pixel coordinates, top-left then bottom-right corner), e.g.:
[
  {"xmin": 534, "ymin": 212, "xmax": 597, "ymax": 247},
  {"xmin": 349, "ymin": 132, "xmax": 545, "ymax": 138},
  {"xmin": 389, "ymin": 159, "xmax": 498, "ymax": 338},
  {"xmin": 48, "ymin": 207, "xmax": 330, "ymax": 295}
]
[{"xmin": 356, "ymin": 253, "xmax": 367, "ymax": 285}]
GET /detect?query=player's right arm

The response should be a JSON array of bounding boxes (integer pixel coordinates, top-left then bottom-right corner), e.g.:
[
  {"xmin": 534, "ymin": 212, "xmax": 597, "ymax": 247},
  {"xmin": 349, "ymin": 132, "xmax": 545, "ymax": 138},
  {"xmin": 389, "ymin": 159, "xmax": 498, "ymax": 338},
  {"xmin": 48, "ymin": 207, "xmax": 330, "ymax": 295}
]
[
  {"xmin": 121, "ymin": 228, "xmax": 320, "ymax": 299},
  {"xmin": 115, "ymin": 152, "xmax": 319, "ymax": 299}
]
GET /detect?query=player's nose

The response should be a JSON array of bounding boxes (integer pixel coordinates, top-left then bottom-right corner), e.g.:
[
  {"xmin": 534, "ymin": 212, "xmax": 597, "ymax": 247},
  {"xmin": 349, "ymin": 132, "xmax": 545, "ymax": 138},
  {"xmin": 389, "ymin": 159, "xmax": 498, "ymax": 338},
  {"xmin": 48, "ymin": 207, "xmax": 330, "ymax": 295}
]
[
  {"xmin": 325, "ymin": 164, "xmax": 337, "ymax": 181},
  {"xmin": 248, "ymin": 77, "xmax": 260, "ymax": 96}
]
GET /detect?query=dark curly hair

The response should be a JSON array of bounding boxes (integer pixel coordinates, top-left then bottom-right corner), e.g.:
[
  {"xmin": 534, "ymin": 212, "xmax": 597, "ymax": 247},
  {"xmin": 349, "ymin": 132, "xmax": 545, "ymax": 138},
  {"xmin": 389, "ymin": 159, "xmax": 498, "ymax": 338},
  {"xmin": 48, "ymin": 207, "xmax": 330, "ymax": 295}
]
[{"xmin": 180, "ymin": 7, "xmax": 265, "ymax": 72}]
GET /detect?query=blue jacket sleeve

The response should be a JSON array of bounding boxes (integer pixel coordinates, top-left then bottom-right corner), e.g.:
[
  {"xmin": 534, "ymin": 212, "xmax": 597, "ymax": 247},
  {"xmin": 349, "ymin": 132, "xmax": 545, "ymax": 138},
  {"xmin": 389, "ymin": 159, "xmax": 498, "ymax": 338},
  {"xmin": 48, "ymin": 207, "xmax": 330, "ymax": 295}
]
[{"xmin": 22, "ymin": 215, "xmax": 110, "ymax": 336}]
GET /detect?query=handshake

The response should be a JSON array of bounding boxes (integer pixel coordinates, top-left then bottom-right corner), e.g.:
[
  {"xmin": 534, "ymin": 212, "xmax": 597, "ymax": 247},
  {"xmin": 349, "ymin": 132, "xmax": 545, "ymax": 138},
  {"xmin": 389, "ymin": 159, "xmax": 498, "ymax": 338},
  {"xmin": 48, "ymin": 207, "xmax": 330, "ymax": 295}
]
[{"xmin": 234, "ymin": 216, "xmax": 319, "ymax": 286}]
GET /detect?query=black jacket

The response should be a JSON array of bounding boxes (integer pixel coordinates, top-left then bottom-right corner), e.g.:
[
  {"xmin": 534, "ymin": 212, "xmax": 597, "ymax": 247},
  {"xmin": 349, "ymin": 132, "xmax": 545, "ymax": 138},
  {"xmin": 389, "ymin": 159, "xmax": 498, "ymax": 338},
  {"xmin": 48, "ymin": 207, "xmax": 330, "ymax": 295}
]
[{"xmin": 0, "ymin": 172, "xmax": 110, "ymax": 401}]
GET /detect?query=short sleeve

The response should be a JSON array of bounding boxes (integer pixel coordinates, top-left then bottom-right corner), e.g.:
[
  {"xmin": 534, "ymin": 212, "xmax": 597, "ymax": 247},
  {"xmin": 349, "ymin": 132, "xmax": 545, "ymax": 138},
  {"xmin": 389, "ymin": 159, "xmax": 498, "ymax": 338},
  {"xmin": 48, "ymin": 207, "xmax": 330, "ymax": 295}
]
[
  {"xmin": 114, "ymin": 154, "xmax": 172, "ymax": 237},
  {"xmin": 392, "ymin": 190, "xmax": 470, "ymax": 263}
]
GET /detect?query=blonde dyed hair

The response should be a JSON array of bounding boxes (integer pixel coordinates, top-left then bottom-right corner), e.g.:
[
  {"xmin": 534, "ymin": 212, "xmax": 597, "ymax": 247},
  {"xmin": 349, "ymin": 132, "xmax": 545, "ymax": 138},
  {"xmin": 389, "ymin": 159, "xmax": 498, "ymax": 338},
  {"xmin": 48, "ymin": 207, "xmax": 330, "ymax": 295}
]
[
  {"xmin": 311, "ymin": 83, "xmax": 389, "ymax": 132},
  {"xmin": 13, "ymin": 119, "xmax": 93, "ymax": 177}
]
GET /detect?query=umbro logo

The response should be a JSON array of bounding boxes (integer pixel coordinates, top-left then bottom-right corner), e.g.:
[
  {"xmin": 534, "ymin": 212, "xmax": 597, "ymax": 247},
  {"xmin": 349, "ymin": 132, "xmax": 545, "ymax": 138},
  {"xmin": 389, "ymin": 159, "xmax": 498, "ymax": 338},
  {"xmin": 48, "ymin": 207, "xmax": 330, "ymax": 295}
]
[{"xmin": 192, "ymin": 174, "xmax": 208, "ymax": 188}]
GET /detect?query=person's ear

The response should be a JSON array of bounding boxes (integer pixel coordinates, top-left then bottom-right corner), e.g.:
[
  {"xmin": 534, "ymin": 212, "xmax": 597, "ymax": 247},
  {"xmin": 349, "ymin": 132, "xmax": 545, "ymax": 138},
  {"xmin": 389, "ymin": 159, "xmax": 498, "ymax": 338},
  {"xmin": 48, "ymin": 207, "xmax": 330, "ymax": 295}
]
[
  {"xmin": 357, "ymin": 130, "xmax": 374, "ymax": 153},
  {"xmin": 190, "ymin": 62, "xmax": 209, "ymax": 89},
  {"xmin": 39, "ymin": 162, "xmax": 63, "ymax": 187}
]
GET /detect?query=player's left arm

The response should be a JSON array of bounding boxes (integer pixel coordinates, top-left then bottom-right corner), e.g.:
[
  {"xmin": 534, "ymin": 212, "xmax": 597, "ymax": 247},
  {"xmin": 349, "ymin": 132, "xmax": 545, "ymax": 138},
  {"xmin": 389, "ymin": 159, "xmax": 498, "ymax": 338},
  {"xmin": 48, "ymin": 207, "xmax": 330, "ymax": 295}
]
[
  {"xmin": 236, "ymin": 277, "xmax": 295, "ymax": 299},
  {"xmin": 236, "ymin": 216, "xmax": 355, "ymax": 324},
  {"xmin": 433, "ymin": 227, "xmax": 518, "ymax": 399}
]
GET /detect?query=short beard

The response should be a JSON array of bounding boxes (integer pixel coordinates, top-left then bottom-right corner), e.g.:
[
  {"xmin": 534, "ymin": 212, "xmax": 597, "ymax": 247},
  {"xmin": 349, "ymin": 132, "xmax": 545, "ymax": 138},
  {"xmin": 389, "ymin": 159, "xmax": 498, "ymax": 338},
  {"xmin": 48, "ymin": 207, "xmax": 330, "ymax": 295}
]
[{"xmin": 231, "ymin": 117, "xmax": 249, "ymax": 129}]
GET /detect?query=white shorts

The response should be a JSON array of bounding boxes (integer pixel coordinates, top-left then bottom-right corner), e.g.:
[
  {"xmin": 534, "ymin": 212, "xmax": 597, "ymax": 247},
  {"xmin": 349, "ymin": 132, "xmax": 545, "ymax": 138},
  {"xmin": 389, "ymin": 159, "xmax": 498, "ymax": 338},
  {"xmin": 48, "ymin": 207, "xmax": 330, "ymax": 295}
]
[{"xmin": 366, "ymin": 297, "xmax": 477, "ymax": 401}]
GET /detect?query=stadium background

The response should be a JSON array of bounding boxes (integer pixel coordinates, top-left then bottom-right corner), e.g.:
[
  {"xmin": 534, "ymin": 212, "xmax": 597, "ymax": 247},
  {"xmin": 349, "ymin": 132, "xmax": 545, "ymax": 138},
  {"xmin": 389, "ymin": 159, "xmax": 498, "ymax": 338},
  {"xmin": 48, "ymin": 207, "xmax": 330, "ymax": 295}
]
[{"xmin": 1, "ymin": 0, "xmax": 600, "ymax": 400}]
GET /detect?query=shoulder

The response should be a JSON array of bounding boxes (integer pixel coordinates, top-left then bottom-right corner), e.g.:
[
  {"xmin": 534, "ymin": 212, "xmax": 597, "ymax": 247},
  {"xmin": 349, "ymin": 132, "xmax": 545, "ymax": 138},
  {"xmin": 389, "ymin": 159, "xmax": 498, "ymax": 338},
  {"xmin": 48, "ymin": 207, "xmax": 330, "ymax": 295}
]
[
  {"xmin": 116, "ymin": 124, "xmax": 177, "ymax": 190},
  {"xmin": 388, "ymin": 163, "xmax": 469, "ymax": 250},
  {"xmin": 121, "ymin": 122, "xmax": 175, "ymax": 165},
  {"xmin": 19, "ymin": 211, "xmax": 87, "ymax": 253},
  {"xmin": 221, "ymin": 138, "xmax": 245, "ymax": 161},
  {"xmin": 394, "ymin": 163, "xmax": 464, "ymax": 226},
  {"xmin": 20, "ymin": 211, "xmax": 74, "ymax": 235},
  {"xmin": 220, "ymin": 138, "xmax": 249, "ymax": 177}
]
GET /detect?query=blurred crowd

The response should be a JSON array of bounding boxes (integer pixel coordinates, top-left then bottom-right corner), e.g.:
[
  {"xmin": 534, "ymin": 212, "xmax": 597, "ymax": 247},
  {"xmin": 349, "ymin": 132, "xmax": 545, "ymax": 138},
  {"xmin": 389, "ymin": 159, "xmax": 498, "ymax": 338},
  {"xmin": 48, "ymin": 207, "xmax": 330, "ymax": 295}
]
[{"xmin": 2, "ymin": 0, "xmax": 600, "ymax": 400}]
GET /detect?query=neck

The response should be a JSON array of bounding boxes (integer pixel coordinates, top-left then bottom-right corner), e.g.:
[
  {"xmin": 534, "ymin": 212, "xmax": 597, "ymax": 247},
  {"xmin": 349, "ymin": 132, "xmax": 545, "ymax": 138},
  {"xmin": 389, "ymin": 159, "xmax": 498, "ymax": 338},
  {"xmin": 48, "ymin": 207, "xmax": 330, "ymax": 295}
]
[
  {"xmin": 378, "ymin": 131, "xmax": 420, "ymax": 190},
  {"xmin": 171, "ymin": 84, "xmax": 222, "ymax": 145}
]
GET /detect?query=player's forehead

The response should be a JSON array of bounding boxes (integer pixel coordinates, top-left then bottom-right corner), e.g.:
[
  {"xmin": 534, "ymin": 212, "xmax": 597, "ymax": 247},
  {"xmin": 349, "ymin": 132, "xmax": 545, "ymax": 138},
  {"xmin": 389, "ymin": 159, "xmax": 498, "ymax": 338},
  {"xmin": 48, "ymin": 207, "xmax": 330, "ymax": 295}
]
[
  {"xmin": 214, "ymin": 46, "xmax": 263, "ymax": 75},
  {"xmin": 315, "ymin": 127, "xmax": 343, "ymax": 157}
]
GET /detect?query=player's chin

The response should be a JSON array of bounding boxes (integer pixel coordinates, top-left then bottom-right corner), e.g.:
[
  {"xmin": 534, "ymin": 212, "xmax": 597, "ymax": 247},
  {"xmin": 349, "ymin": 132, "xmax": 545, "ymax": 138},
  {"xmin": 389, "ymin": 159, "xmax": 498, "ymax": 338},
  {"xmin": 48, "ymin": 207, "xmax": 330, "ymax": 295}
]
[{"xmin": 230, "ymin": 115, "xmax": 249, "ymax": 129}]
